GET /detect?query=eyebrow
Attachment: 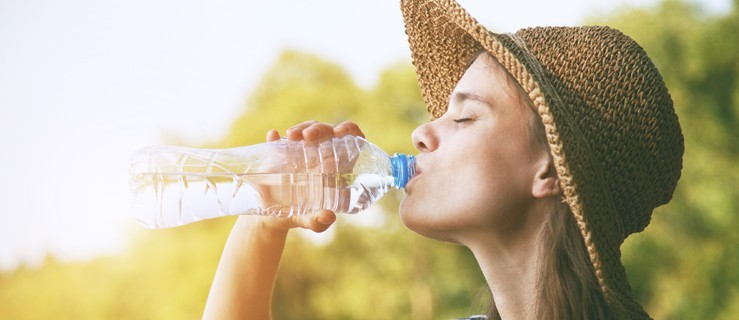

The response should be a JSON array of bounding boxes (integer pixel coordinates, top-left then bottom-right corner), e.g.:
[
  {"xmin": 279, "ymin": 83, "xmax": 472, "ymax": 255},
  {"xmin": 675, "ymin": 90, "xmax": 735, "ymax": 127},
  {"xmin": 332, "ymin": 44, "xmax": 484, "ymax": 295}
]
[{"xmin": 451, "ymin": 91, "xmax": 491, "ymax": 107}]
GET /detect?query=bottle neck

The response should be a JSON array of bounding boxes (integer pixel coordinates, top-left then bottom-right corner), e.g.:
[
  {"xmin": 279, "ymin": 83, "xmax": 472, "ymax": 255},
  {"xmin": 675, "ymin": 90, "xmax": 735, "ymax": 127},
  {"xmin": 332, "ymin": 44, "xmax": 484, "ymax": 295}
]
[{"xmin": 390, "ymin": 154, "xmax": 415, "ymax": 189}]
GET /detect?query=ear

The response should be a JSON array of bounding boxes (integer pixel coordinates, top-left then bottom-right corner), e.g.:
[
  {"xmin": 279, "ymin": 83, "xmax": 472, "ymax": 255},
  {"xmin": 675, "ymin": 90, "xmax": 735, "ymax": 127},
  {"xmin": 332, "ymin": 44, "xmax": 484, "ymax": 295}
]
[{"xmin": 532, "ymin": 156, "xmax": 561, "ymax": 199}]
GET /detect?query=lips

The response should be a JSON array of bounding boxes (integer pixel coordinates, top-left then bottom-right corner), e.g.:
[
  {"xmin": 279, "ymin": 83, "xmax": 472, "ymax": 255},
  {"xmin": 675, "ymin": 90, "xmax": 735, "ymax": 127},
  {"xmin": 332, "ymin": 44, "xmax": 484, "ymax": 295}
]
[
  {"xmin": 411, "ymin": 166, "xmax": 421, "ymax": 180},
  {"xmin": 405, "ymin": 160, "xmax": 422, "ymax": 190}
]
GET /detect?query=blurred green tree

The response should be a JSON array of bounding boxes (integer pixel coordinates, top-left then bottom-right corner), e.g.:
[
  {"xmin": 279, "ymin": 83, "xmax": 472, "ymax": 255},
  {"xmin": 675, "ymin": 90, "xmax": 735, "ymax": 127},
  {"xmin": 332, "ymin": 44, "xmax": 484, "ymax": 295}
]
[{"xmin": 1, "ymin": 1, "xmax": 737, "ymax": 319}]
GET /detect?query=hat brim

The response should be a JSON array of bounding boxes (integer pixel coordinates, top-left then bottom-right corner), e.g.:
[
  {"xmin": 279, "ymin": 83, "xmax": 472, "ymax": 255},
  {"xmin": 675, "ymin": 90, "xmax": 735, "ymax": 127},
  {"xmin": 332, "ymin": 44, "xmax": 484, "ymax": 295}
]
[{"xmin": 400, "ymin": 0, "xmax": 650, "ymax": 318}]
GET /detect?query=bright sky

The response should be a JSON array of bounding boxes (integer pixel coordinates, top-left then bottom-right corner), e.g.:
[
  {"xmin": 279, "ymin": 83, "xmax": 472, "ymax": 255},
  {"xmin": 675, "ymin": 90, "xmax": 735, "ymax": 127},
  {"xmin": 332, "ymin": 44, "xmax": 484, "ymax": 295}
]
[{"xmin": 0, "ymin": 0, "xmax": 730, "ymax": 271}]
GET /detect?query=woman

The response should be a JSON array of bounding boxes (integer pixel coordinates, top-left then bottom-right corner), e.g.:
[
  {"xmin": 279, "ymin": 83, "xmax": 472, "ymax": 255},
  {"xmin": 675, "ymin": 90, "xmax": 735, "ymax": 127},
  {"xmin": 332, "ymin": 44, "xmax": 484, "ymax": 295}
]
[{"xmin": 203, "ymin": 0, "xmax": 683, "ymax": 319}]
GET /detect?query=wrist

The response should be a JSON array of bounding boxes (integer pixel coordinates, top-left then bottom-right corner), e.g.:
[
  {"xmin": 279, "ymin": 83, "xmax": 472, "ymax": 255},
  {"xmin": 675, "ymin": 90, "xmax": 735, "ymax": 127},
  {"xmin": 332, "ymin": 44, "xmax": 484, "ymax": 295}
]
[{"xmin": 234, "ymin": 215, "xmax": 290, "ymax": 241}]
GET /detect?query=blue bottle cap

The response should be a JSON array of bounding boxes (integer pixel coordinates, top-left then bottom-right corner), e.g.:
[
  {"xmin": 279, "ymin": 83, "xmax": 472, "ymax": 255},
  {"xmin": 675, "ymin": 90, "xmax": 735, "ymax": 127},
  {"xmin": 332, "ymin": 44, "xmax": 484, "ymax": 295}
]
[{"xmin": 390, "ymin": 154, "xmax": 415, "ymax": 189}]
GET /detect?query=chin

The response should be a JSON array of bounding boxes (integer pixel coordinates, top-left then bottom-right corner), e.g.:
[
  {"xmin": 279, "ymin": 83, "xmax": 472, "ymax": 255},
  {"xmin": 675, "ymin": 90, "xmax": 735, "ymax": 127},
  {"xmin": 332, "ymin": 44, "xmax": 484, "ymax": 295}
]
[{"xmin": 398, "ymin": 204, "xmax": 463, "ymax": 244}]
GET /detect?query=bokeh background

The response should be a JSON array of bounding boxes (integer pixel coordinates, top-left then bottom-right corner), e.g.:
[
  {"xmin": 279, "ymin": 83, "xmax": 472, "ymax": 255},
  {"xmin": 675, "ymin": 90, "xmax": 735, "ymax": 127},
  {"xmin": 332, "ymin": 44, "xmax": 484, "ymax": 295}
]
[{"xmin": 1, "ymin": 0, "xmax": 737, "ymax": 319}]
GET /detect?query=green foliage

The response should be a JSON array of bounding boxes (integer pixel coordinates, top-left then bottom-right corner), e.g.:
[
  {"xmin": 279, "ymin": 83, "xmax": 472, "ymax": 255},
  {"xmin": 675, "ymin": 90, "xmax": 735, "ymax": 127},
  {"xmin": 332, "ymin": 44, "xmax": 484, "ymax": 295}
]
[
  {"xmin": 0, "ymin": 220, "xmax": 234, "ymax": 320},
  {"xmin": 219, "ymin": 49, "xmax": 425, "ymax": 154},
  {"xmin": 219, "ymin": 50, "xmax": 365, "ymax": 148},
  {"xmin": 1, "ymin": 1, "xmax": 737, "ymax": 318}
]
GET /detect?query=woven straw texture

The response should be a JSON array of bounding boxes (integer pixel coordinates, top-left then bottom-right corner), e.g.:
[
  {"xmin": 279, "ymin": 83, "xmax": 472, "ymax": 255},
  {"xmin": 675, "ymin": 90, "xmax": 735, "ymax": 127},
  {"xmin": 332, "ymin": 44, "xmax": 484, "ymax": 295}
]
[{"xmin": 400, "ymin": 0, "xmax": 684, "ymax": 319}]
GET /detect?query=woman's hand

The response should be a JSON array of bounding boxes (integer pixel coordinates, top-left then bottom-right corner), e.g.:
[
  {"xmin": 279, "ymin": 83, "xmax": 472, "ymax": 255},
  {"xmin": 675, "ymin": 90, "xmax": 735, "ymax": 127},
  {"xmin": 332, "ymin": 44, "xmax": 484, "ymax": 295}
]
[
  {"xmin": 203, "ymin": 120, "xmax": 364, "ymax": 319},
  {"xmin": 256, "ymin": 120, "xmax": 365, "ymax": 233},
  {"xmin": 278, "ymin": 120, "xmax": 364, "ymax": 144}
]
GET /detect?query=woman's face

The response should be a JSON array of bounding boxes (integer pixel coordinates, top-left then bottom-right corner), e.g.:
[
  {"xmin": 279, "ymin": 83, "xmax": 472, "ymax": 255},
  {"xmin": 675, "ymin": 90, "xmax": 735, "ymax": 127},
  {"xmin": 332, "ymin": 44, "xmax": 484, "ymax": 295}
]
[{"xmin": 400, "ymin": 53, "xmax": 548, "ymax": 243}]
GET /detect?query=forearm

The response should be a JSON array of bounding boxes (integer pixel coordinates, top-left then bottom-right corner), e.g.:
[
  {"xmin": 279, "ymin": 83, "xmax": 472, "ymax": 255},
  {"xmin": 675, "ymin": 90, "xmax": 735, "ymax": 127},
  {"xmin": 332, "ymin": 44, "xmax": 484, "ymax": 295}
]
[{"xmin": 203, "ymin": 216, "xmax": 289, "ymax": 320}]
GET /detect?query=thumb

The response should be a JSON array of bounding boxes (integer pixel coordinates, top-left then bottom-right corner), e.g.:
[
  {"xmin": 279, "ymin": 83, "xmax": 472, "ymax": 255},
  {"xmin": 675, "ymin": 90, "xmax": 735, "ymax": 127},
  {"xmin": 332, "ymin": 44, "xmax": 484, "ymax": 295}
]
[{"xmin": 293, "ymin": 210, "xmax": 336, "ymax": 233}]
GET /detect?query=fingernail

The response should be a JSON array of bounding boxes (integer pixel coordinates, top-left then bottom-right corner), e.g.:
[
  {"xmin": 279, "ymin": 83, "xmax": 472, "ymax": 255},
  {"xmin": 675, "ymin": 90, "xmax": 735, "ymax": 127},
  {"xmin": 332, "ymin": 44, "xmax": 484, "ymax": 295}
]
[{"xmin": 317, "ymin": 215, "xmax": 333, "ymax": 225}]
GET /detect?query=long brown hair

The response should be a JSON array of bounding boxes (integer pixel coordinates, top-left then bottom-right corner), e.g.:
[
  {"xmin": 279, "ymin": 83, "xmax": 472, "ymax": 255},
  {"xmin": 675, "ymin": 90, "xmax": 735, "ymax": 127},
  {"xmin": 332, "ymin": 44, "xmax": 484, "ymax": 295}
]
[{"xmin": 536, "ymin": 201, "xmax": 612, "ymax": 319}]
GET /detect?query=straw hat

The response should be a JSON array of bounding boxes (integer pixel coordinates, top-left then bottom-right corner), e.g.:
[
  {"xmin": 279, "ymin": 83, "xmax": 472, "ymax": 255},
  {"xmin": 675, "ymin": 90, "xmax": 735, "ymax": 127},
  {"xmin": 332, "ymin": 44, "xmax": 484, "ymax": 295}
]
[{"xmin": 400, "ymin": 0, "xmax": 684, "ymax": 318}]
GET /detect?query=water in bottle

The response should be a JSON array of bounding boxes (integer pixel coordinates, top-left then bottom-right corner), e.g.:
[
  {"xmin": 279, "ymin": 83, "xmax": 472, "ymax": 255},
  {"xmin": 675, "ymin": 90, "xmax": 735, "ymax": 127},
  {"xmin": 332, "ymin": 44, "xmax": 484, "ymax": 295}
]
[{"xmin": 129, "ymin": 135, "xmax": 415, "ymax": 229}]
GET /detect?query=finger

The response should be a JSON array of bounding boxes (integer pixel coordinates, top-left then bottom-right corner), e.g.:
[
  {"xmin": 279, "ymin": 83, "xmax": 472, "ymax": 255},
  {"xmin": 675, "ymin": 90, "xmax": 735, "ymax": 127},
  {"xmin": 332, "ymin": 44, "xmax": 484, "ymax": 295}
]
[
  {"xmin": 286, "ymin": 120, "xmax": 319, "ymax": 141},
  {"xmin": 334, "ymin": 121, "xmax": 365, "ymax": 138},
  {"xmin": 266, "ymin": 129, "xmax": 281, "ymax": 142},
  {"xmin": 303, "ymin": 123, "xmax": 337, "ymax": 144},
  {"xmin": 307, "ymin": 210, "xmax": 336, "ymax": 233},
  {"xmin": 285, "ymin": 210, "xmax": 336, "ymax": 233}
]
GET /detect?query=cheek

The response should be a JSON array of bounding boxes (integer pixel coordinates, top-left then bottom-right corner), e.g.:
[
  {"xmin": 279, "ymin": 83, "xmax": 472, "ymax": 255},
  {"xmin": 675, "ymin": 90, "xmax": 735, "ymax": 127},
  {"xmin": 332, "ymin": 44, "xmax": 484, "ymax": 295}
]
[
  {"xmin": 398, "ymin": 169, "xmax": 472, "ymax": 234},
  {"xmin": 451, "ymin": 162, "xmax": 525, "ymax": 221}
]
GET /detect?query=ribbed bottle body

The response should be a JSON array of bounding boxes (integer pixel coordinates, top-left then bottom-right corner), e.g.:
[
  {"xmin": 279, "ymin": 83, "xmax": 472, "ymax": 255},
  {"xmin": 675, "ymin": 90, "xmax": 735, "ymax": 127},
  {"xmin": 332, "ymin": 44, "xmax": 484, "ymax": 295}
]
[{"xmin": 129, "ymin": 136, "xmax": 400, "ymax": 228}]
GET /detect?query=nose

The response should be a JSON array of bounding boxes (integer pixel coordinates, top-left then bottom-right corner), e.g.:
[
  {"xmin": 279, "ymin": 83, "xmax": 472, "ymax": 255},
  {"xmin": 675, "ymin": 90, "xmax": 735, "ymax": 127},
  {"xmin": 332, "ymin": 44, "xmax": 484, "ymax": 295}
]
[{"xmin": 412, "ymin": 121, "xmax": 438, "ymax": 153}]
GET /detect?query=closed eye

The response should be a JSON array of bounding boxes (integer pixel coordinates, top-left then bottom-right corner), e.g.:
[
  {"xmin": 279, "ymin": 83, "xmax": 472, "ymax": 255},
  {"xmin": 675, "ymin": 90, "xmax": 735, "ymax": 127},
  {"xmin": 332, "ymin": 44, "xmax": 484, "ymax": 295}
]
[{"xmin": 453, "ymin": 118, "xmax": 473, "ymax": 123}]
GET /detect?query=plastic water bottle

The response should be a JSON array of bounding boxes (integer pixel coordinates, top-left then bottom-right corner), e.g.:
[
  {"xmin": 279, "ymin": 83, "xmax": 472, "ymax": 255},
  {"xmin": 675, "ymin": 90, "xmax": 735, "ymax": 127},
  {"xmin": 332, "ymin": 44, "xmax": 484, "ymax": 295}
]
[{"xmin": 128, "ymin": 135, "xmax": 415, "ymax": 229}]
